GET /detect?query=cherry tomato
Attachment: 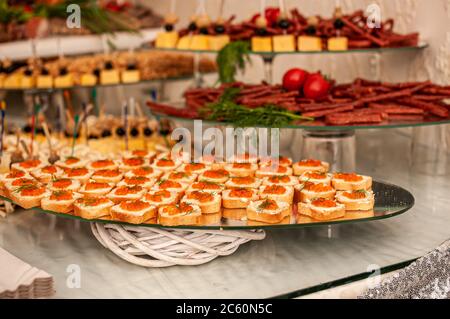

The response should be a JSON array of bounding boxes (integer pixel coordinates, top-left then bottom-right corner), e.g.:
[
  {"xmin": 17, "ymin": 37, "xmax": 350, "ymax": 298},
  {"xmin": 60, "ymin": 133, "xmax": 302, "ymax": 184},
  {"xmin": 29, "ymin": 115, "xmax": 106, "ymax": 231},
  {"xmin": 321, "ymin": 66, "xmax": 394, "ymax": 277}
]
[
  {"xmin": 282, "ymin": 68, "xmax": 309, "ymax": 91},
  {"xmin": 303, "ymin": 73, "xmax": 331, "ymax": 99},
  {"xmin": 265, "ymin": 7, "xmax": 280, "ymax": 27}
]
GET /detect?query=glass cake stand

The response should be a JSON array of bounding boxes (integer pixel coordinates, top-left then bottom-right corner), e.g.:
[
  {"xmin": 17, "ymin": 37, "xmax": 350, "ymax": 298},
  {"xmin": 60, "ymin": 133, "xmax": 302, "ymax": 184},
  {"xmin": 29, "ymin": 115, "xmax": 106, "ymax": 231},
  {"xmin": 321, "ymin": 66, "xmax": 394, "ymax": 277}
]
[{"xmin": 0, "ymin": 129, "xmax": 447, "ymax": 298}]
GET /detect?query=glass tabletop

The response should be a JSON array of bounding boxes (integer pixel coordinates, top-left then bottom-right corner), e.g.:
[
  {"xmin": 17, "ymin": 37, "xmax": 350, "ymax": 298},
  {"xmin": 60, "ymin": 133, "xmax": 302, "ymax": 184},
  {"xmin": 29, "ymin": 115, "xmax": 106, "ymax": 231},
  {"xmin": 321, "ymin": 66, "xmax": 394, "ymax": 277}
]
[
  {"xmin": 0, "ymin": 129, "xmax": 448, "ymax": 298},
  {"xmin": 151, "ymin": 42, "xmax": 428, "ymax": 57}
]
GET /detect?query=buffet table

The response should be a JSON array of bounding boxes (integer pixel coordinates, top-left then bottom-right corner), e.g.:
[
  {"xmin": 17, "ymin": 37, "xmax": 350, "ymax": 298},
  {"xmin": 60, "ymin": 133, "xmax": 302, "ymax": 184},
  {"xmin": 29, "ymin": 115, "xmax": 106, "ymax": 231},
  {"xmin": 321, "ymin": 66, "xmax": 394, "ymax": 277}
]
[{"xmin": 0, "ymin": 128, "xmax": 448, "ymax": 298}]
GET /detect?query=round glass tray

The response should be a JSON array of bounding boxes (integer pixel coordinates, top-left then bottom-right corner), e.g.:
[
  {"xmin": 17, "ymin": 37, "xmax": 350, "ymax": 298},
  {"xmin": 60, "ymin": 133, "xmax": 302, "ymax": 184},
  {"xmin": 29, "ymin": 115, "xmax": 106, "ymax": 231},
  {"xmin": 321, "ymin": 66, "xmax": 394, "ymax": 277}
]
[
  {"xmin": 151, "ymin": 42, "xmax": 428, "ymax": 57},
  {"xmin": 153, "ymin": 109, "xmax": 450, "ymax": 131},
  {"xmin": 1, "ymin": 180, "xmax": 414, "ymax": 230}
]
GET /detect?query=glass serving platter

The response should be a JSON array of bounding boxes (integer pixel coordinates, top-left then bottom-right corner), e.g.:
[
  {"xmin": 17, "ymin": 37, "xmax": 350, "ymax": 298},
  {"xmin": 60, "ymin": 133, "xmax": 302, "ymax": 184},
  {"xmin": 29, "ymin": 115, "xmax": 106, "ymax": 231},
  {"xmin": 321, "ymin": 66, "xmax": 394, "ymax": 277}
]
[
  {"xmin": 152, "ymin": 108, "xmax": 450, "ymax": 131},
  {"xmin": 0, "ymin": 181, "xmax": 414, "ymax": 230},
  {"xmin": 0, "ymin": 73, "xmax": 215, "ymax": 93},
  {"xmin": 151, "ymin": 42, "xmax": 428, "ymax": 57}
]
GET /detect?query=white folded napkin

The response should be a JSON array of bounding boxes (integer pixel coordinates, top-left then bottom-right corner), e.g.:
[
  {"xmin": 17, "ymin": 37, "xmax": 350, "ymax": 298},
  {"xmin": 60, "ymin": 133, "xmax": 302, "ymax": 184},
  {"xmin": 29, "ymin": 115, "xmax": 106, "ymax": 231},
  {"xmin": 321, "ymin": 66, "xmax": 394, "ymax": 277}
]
[{"xmin": 0, "ymin": 247, "xmax": 54, "ymax": 299}]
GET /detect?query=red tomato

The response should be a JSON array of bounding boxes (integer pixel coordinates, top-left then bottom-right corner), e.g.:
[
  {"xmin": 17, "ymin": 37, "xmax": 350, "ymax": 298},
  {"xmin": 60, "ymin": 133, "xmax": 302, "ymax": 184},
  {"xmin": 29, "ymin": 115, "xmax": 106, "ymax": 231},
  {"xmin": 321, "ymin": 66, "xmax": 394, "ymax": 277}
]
[
  {"xmin": 282, "ymin": 68, "xmax": 309, "ymax": 91},
  {"xmin": 265, "ymin": 7, "xmax": 280, "ymax": 26},
  {"xmin": 303, "ymin": 73, "xmax": 331, "ymax": 99}
]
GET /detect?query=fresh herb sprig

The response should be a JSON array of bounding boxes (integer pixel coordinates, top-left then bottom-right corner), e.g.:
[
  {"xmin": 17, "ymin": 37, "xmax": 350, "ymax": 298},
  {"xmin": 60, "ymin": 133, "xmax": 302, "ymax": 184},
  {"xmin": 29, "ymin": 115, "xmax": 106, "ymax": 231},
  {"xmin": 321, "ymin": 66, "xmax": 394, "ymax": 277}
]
[
  {"xmin": 200, "ymin": 88, "xmax": 313, "ymax": 127},
  {"xmin": 216, "ymin": 41, "xmax": 251, "ymax": 84}
]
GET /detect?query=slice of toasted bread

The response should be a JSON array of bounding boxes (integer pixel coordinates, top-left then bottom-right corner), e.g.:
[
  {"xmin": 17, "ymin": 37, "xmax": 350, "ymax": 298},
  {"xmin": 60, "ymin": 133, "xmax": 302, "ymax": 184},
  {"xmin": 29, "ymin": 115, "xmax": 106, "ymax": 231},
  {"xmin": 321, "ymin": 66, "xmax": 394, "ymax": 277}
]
[
  {"xmin": 73, "ymin": 198, "xmax": 114, "ymax": 220},
  {"xmin": 335, "ymin": 190, "xmax": 375, "ymax": 211},
  {"xmin": 332, "ymin": 174, "xmax": 372, "ymax": 191},
  {"xmin": 111, "ymin": 201, "xmax": 157, "ymax": 224},
  {"xmin": 258, "ymin": 185, "xmax": 294, "ymax": 203},
  {"xmin": 246, "ymin": 200, "xmax": 290, "ymax": 224},
  {"xmin": 292, "ymin": 160, "xmax": 329, "ymax": 176},
  {"xmin": 181, "ymin": 192, "xmax": 221, "ymax": 214},
  {"xmin": 158, "ymin": 204, "xmax": 202, "ymax": 226},
  {"xmin": 222, "ymin": 208, "xmax": 247, "ymax": 220},
  {"xmin": 222, "ymin": 189, "xmax": 259, "ymax": 209}
]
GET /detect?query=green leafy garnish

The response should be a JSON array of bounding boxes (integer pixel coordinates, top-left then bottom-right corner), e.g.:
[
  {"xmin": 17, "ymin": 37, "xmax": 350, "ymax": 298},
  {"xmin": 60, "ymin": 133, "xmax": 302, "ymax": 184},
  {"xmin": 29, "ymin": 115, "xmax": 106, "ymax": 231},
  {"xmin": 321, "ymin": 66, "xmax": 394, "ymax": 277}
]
[
  {"xmin": 216, "ymin": 41, "xmax": 251, "ymax": 84},
  {"xmin": 200, "ymin": 88, "xmax": 313, "ymax": 127},
  {"xmin": 257, "ymin": 199, "xmax": 275, "ymax": 211}
]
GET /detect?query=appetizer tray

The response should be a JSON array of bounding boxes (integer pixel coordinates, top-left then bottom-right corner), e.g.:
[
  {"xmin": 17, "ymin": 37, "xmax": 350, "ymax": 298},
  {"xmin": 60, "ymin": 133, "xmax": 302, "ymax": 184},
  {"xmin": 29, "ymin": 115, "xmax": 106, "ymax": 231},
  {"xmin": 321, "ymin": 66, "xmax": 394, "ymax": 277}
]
[{"xmin": 1, "ymin": 180, "xmax": 414, "ymax": 230}]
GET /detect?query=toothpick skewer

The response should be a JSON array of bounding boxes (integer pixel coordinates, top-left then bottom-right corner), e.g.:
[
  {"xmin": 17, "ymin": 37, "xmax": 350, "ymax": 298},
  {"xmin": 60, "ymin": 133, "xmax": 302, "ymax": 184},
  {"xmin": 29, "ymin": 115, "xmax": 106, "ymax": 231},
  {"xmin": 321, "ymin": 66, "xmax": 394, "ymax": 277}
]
[
  {"xmin": 30, "ymin": 103, "xmax": 40, "ymax": 159},
  {"xmin": 123, "ymin": 101, "xmax": 129, "ymax": 151},
  {"xmin": 42, "ymin": 120, "xmax": 60, "ymax": 164},
  {"xmin": 71, "ymin": 115, "xmax": 79, "ymax": 157},
  {"xmin": 0, "ymin": 101, "xmax": 6, "ymax": 159}
]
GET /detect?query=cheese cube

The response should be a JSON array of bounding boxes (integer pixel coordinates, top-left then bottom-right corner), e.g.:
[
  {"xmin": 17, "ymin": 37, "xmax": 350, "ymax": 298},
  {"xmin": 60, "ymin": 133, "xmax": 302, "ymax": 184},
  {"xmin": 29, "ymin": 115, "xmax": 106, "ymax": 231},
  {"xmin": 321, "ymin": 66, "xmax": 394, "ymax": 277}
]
[
  {"xmin": 20, "ymin": 76, "xmax": 35, "ymax": 89},
  {"xmin": 54, "ymin": 74, "xmax": 74, "ymax": 88},
  {"xmin": 273, "ymin": 35, "xmax": 296, "ymax": 52},
  {"xmin": 297, "ymin": 36, "xmax": 322, "ymax": 52},
  {"xmin": 251, "ymin": 37, "xmax": 272, "ymax": 52},
  {"xmin": 121, "ymin": 70, "xmax": 140, "ymax": 83},
  {"xmin": 3, "ymin": 74, "xmax": 22, "ymax": 89},
  {"xmin": 190, "ymin": 35, "xmax": 209, "ymax": 50},
  {"xmin": 328, "ymin": 37, "xmax": 348, "ymax": 51},
  {"xmin": 155, "ymin": 31, "xmax": 179, "ymax": 49},
  {"xmin": 177, "ymin": 36, "xmax": 192, "ymax": 49},
  {"xmin": 208, "ymin": 35, "xmax": 230, "ymax": 51},
  {"xmin": 80, "ymin": 73, "xmax": 97, "ymax": 86},
  {"xmin": 100, "ymin": 70, "xmax": 120, "ymax": 85},
  {"xmin": 36, "ymin": 75, "xmax": 53, "ymax": 89}
]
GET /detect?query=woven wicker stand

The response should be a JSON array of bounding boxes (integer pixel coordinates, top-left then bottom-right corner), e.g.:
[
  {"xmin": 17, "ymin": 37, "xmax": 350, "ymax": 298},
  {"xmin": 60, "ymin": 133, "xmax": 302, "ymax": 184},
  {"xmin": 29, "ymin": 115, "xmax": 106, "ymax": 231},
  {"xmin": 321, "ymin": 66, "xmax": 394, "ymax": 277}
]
[{"xmin": 91, "ymin": 223, "xmax": 266, "ymax": 267}]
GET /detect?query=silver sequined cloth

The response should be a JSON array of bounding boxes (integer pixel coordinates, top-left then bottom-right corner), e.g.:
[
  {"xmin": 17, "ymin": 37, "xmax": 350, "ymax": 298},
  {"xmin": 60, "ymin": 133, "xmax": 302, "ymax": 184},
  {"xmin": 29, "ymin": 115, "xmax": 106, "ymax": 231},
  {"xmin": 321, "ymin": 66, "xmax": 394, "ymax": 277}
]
[{"xmin": 359, "ymin": 240, "xmax": 450, "ymax": 299}]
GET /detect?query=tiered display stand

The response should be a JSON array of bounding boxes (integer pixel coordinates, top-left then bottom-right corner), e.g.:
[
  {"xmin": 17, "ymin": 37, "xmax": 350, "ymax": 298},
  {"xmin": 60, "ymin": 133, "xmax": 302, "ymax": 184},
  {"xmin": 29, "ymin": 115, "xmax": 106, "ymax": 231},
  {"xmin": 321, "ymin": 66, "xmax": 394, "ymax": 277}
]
[{"xmin": 1, "ymin": 180, "xmax": 414, "ymax": 267}]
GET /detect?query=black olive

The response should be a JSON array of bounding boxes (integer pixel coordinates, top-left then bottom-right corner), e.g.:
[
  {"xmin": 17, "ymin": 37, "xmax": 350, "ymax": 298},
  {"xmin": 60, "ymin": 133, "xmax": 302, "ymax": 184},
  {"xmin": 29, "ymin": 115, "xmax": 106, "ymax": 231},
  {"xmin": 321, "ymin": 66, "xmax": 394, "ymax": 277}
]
[
  {"xmin": 65, "ymin": 131, "xmax": 79, "ymax": 138},
  {"xmin": 130, "ymin": 127, "xmax": 139, "ymax": 137},
  {"xmin": 305, "ymin": 25, "xmax": 316, "ymax": 35},
  {"xmin": 278, "ymin": 19, "xmax": 290, "ymax": 29},
  {"xmin": 334, "ymin": 19, "xmax": 344, "ymax": 30},
  {"xmin": 23, "ymin": 125, "xmax": 32, "ymax": 133},
  {"xmin": 188, "ymin": 22, "xmax": 197, "ymax": 31},
  {"xmin": 164, "ymin": 24, "xmax": 174, "ymax": 32},
  {"xmin": 93, "ymin": 68, "xmax": 101, "ymax": 77},
  {"xmin": 88, "ymin": 134, "xmax": 99, "ymax": 139},
  {"xmin": 41, "ymin": 68, "xmax": 50, "ymax": 75},
  {"xmin": 255, "ymin": 28, "xmax": 267, "ymax": 36},
  {"xmin": 115, "ymin": 127, "xmax": 126, "ymax": 136},
  {"xmin": 159, "ymin": 129, "xmax": 170, "ymax": 136},
  {"xmin": 199, "ymin": 27, "xmax": 209, "ymax": 35},
  {"xmin": 105, "ymin": 61, "xmax": 114, "ymax": 70},
  {"xmin": 36, "ymin": 128, "xmax": 44, "ymax": 135},
  {"xmin": 214, "ymin": 25, "xmax": 225, "ymax": 34},
  {"xmin": 101, "ymin": 129, "xmax": 112, "ymax": 138},
  {"xmin": 24, "ymin": 68, "xmax": 33, "ymax": 76},
  {"xmin": 143, "ymin": 127, "xmax": 153, "ymax": 136},
  {"xmin": 126, "ymin": 63, "xmax": 137, "ymax": 70},
  {"xmin": 59, "ymin": 67, "xmax": 68, "ymax": 76}
]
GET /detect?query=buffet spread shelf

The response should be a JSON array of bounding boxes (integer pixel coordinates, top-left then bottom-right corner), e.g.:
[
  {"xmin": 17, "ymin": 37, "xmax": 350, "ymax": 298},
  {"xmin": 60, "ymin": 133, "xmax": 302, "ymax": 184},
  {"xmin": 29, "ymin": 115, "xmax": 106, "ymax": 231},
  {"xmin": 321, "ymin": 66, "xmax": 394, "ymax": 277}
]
[
  {"xmin": 155, "ymin": 111, "xmax": 450, "ymax": 131},
  {"xmin": 0, "ymin": 28, "xmax": 159, "ymax": 61},
  {"xmin": 151, "ymin": 42, "xmax": 428, "ymax": 57},
  {"xmin": 0, "ymin": 130, "xmax": 447, "ymax": 298}
]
